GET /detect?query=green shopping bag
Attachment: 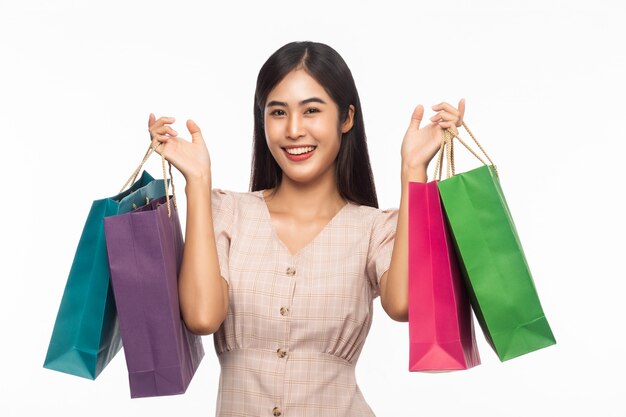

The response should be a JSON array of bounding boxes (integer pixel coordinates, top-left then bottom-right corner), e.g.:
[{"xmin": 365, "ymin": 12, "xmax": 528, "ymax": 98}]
[
  {"xmin": 44, "ymin": 144, "xmax": 169, "ymax": 379},
  {"xmin": 435, "ymin": 125, "xmax": 556, "ymax": 361}
]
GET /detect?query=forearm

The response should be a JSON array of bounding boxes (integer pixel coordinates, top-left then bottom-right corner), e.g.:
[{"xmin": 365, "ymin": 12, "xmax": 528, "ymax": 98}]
[
  {"xmin": 178, "ymin": 178, "xmax": 228, "ymax": 335},
  {"xmin": 382, "ymin": 164, "xmax": 427, "ymax": 322}
]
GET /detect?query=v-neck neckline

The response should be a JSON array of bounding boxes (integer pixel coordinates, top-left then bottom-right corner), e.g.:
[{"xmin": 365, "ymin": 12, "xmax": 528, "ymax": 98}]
[{"xmin": 257, "ymin": 190, "xmax": 351, "ymax": 257}]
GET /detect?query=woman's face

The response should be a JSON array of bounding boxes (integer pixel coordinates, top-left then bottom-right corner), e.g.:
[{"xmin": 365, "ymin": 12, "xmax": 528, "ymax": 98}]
[{"xmin": 264, "ymin": 68, "xmax": 354, "ymax": 187}]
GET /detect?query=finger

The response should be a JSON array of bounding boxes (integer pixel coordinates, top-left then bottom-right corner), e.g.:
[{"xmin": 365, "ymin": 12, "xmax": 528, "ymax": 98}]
[
  {"xmin": 187, "ymin": 119, "xmax": 204, "ymax": 143},
  {"xmin": 152, "ymin": 125, "xmax": 178, "ymax": 136},
  {"xmin": 155, "ymin": 116, "xmax": 176, "ymax": 127},
  {"xmin": 408, "ymin": 105, "xmax": 424, "ymax": 130},
  {"xmin": 438, "ymin": 122, "xmax": 459, "ymax": 136},
  {"xmin": 148, "ymin": 113, "xmax": 157, "ymax": 140},
  {"xmin": 429, "ymin": 111, "xmax": 456, "ymax": 123},
  {"xmin": 153, "ymin": 134, "xmax": 172, "ymax": 143},
  {"xmin": 458, "ymin": 98, "xmax": 465, "ymax": 125},
  {"xmin": 431, "ymin": 102, "xmax": 460, "ymax": 117}
]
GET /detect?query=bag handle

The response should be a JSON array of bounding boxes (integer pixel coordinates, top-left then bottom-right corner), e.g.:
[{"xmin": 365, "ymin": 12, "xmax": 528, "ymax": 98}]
[
  {"xmin": 432, "ymin": 129, "xmax": 455, "ymax": 180},
  {"xmin": 432, "ymin": 122, "xmax": 498, "ymax": 180},
  {"xmin": 119, "ymin": 142, "xmax": 177, "ymax": 217}
]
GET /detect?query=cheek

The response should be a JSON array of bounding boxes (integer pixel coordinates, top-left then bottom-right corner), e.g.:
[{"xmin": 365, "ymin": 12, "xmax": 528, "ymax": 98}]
[
  {"xmin": 264, "ymin": 120, "xmax": 281, "ymax": 146},
  {"xmin": 311, "ymin": 116, "xmax": 341, "ymax": 141}
]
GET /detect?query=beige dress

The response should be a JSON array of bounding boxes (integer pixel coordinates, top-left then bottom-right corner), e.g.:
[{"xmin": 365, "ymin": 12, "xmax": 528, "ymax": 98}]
[{"xmin": 211, "ymin": 189, "xmax": 398, "ymax": 417}]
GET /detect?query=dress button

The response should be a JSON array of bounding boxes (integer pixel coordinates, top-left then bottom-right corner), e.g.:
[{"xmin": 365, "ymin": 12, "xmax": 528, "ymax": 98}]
[
  {"xmin": 272, "ymin": 406, "xmax": 282, "ymax": 416},
  {"xmin": 280, "ymin": 306, "xmax": 289, "ymax": 316},
  {"xmin": 286, "ymin": 267, "xmax": 296, "ymax": 276},
  {"xmin": 276, "ymin": 348, "xmax": 288, "ymax": 358}
]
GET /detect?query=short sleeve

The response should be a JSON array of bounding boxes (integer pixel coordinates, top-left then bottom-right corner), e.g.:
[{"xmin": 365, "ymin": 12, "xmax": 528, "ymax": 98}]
[
  {"xmin": 211, "ymin": 188, "xmax": 236, "ymax": 285},
  {"xmin": 366, "ymin": 208, "xmax": 399, "ymax": 298}
]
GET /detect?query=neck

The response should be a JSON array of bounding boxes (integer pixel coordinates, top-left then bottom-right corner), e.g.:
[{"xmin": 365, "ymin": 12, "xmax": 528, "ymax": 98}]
[{"xmin": 265, "ymin": 167, "xmax": 346, "ymax": 217}]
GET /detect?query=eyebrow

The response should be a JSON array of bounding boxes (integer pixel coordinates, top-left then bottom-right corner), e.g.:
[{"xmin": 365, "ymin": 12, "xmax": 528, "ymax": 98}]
[{"xmin": 266, "ymin": 97, "xmax": 327, "ymax": 108}]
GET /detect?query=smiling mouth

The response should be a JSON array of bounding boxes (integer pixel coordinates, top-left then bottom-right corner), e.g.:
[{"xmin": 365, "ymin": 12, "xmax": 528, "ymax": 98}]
[{"xmin": 283, "ymin": 146, "xmax": 317, "ymax": 155}]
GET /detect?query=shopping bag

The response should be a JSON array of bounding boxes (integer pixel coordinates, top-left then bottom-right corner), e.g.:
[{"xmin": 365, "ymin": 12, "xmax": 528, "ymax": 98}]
[
  {"xmin": 436, "ymin": 124, "xmax": 556, "ymax": 361},
  {"xmin": 408, "ymin": 178, "xmax": 480, "ymax": 371},
  {"xmin": 104, "ymin": 145, "xmax": 204, "ymax": 398},
  {"xmin": 44, "ymin": 145, "xmax": 169, "ymax": 380}
]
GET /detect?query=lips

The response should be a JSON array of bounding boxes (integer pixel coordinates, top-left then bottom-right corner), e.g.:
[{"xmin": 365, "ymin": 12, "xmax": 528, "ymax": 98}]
[{"xmin": 282, "ymin": 145, "xmax": 316, "ymax": 162}]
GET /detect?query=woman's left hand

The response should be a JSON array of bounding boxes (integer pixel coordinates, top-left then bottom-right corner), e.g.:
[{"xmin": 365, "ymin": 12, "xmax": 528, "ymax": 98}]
[{"xmin": 400, "ymin": 99, "xmax": 465, "ymax": 178}]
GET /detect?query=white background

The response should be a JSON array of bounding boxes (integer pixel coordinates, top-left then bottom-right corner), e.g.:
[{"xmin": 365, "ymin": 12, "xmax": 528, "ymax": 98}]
[{"xmin": 2, "ymin": 0, "xmax": 625, "ymax": 416}]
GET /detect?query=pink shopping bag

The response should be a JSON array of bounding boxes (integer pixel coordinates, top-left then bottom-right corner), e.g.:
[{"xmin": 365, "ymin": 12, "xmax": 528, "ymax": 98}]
[{"xmin": 408, "ymin": 181, "xmax": 480, "ymax": 371}]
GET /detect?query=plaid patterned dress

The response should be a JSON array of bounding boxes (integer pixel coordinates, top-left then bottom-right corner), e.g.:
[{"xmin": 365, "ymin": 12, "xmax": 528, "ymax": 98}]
[{"xmin": 211, "ymin": 189, "xmax": 398, "ymax": 417}]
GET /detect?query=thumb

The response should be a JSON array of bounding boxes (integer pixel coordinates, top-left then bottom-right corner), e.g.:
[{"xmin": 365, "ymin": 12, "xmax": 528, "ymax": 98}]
[
  {"xmin": 186, "ymin": 119, "xmax": 204, "ymax": 143},
  {"xmin": 148, "ymin": 112, "xmax": 156, "ymax": 127},
  {"xmin": 409, "ymin": 105, "xmax": 424, "ymax": 130}
]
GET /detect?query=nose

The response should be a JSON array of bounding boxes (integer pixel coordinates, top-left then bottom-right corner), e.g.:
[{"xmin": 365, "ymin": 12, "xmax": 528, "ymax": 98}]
[{"xmin": 286, "ymin": 113, "xmax": 305, "ymax": 140}]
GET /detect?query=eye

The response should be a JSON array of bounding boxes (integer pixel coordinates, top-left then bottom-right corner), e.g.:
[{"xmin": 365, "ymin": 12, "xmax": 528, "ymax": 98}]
[
  {"xmin": 270, "ymin": 109, "xmax": 286, "ymax": 116},
  {"xmin": 305, "ymin": 107, "xmax": 320, "ymax": 114}
]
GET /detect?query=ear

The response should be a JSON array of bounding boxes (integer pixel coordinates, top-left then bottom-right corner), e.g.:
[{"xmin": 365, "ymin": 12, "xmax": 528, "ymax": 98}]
[{"xmin": 341, "ymin": 104, "xmax": 356, "ymax": 134}]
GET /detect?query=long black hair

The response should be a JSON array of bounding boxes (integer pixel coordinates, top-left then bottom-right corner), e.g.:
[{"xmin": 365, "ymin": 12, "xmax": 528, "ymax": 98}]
[{"xmin": 249, "ymin": 41, "xmax": 379, "ymax": 208}]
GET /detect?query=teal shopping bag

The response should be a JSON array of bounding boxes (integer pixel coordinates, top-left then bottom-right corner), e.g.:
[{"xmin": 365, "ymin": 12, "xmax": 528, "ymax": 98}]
[
  {"xmin": 435, "ymin": 125, "xmax": 556, "ymax": 361},
  {"xmin": 44, "ymin": 145, "xmax": 169, "ymax": 379}
]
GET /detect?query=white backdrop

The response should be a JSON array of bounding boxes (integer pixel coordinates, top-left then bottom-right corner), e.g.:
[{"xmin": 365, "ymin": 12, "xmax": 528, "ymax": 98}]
[{"xmin": 2, "ymin": 0, "xmax": 625, "ymax": 416}]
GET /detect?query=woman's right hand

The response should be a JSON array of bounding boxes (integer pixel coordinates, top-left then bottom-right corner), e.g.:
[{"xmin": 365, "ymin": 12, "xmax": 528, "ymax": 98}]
[{"xmin": 148, "ymin": 113, "xmax": 212, "ymax": 184}]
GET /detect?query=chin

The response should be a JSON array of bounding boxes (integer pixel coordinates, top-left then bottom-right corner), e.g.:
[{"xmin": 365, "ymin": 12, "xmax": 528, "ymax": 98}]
[
  {"xmin": 281, "ymin": 170, "xmax": 319, "ymax": 185},
  {"xmin": 271, "ymin": 149, "xmax": 337, "ymax": 186}
]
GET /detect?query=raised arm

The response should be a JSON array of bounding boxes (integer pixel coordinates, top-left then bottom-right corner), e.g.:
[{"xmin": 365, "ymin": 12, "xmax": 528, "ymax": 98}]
[
  {"xmin": 380, "ymin": 100, "xmax": 465, "ymax": 322},
  {"xmin": 179, "ymin": 179, "xmax": 229, "ymax": 335},
  {"xmin": 148, "ymin": 114, "xmax": 228, "ymax": 335}
]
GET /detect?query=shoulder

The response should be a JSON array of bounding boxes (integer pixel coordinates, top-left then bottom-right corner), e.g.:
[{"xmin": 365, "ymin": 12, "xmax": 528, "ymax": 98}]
[
  {"xmin": 211, "ymin": 188, "xmax": 263, "ymax": 204},
  {"xmin": 346, "ymin": 202, "xmax": 399, "ymax": 232},
  {"xmin": 211, "ymin": 188, "xmax": 265, "ymax": 211},
  {"xmin": 348, "ymin": 202, "xmax": 398, "ymax": 221}
]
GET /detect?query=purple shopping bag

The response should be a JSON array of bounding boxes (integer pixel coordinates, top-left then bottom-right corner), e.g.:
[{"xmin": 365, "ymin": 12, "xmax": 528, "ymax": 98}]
[{"xmin": 104, "ymin": 189, "xmax": 204, "ymax": 398}]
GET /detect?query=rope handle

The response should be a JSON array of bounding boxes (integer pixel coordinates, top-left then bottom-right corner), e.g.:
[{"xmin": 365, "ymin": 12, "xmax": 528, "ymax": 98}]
[
  {"xmin": 432, "ymin": 121, "xmax": 498, "ymax": 180},
  {"xmin": 119, "ymin": 142, "xmax": 177, "ymax": 217}
]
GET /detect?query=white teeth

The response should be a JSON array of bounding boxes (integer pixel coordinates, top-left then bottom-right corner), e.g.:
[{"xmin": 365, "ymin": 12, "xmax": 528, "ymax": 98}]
[{"xmin": 285, "ymin": 146, "xmax": 315, "ymax": 155}]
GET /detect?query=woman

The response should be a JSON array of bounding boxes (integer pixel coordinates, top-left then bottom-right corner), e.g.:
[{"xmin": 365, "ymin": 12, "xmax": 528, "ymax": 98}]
[{"xmin": 148, "ymin": 41, "xmax": 464, "ymax": 416}]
